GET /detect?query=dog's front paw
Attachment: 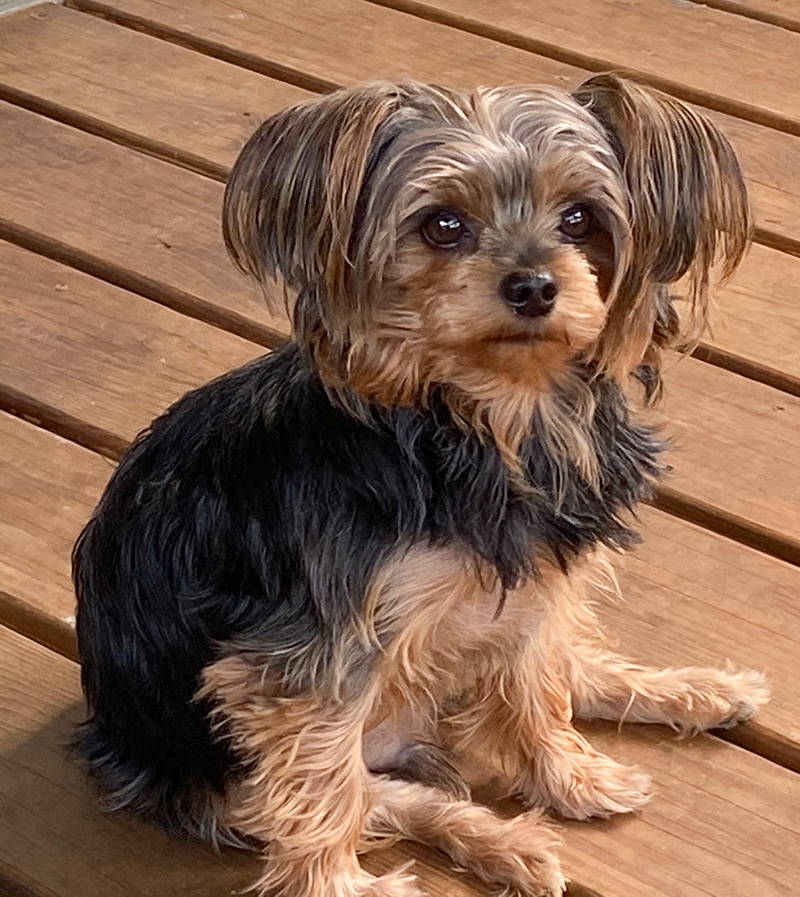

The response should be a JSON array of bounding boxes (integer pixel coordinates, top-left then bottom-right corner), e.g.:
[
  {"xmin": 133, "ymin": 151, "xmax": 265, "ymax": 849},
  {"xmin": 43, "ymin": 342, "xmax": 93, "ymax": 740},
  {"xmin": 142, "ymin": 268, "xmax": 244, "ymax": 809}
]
[
  {"xmin": 531, "ymin": 747, "xmax": 652, "ymax": 820},
  {"xmin": 644, "ymin": 665, "xmax": 771, "ymax": 733},
  {"xmin": 465, "ymin": 808, "xmax": 566, "ymax": 897}
]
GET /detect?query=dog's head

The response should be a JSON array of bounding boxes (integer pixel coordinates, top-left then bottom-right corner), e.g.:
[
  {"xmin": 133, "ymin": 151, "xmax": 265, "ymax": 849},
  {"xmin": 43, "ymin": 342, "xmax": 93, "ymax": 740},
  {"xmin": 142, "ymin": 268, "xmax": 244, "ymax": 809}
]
[{"xmin": 224, "ymin": 76, "xmax": 749, "ymax": 420}]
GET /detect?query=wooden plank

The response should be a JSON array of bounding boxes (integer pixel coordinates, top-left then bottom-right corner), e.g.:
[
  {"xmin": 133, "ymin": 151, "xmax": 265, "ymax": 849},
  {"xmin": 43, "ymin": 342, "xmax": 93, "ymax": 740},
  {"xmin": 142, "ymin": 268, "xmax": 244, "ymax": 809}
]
[
  {"xmin": 3, "ymin": 407, "xmax": 798, "ymax": 757},
  {"xmin": 48, "ymin": 0, "xmax": 800, "ymax": 255},
  {"xmin": 661, "ymin": 360, "xmax": 800, "ymax": 537},
  {"xmin": 370, "ymin": 0, "xmax": 800, "ymax": 129},
  {"xmin": 0, "ymin": 4, "xmax": 312, "ymax": 176},
  {"xmin": 0, "ymin": 241, "xmax": 260, "ymax": 446},
  {"xmin": 0, "ymin": 103, "xmax": 284, "ymax": 341},
  {"xmin": 697, "ymin": 0, "xmax": 800, "ymax": 29},
  {"xmin": 0, "ymin": 412, "xmax": 106, "ymax": 655},
  {"xmin": 0, "ymin": 0, "xmax": 54, "ymax": 14},
  {"xmin": 610, "ymin": 506, "xmax": 800, "ymax": 751},
  {"xmin": 2, "ymin": 624, "xmax": 799, "ymax": 897},
  {"xmin": 4, "ymin": 3, "xmax": 793, "ymax": 376},
  {"xmin": 711, "ymin": 242, "xmax": 800, "ymax": 378},
  {"xmin": 562, "ymin": 722, "xmax": 800, "ymax": 897}
]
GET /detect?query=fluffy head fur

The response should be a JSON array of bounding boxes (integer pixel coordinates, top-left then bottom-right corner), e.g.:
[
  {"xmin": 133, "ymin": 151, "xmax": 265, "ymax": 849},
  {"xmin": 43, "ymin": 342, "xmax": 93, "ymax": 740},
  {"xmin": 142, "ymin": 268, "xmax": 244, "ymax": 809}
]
[
  {"xmin": 224, "ymin": 76, "xmax": 749, "ymax": 426},
  {"xmin": 74, "ymin": 77, "xmax": 761, "ymax": 897}
]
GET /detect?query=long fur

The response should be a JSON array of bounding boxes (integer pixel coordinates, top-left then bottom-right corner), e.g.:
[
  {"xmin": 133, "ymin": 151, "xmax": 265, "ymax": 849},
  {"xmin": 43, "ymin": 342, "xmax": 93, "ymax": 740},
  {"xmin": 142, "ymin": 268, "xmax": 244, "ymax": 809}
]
[{"xmin": 74, "ymin": 76, "xmax": 764, "ymax": 897}]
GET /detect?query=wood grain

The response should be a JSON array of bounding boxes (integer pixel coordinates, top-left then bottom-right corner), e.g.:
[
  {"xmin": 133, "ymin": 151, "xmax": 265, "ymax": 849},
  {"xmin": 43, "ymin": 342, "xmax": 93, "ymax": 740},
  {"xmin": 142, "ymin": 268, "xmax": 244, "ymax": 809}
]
[
  {"xmin": 0, "ymin": 242, "xmax": 261, "ymax": 445},
  {"xmin": 704, "ymin": 241, "xmax": 800, "ymax": 382},
  {"xmin": 0, "ymin": 413, "xmax": 109, "ymax": 638},
  {"xmin": 0, "ymin": 4, "xmax": 312, "ymax": 176},
  {"xmin": 661, "ymin": 358, "xmax": 800, "ymax": 537},
  {"xmin": 40, "ymin": 0, "xmax": 800, "ymax": 256},
  {"xmin": 0, "ymin": 103, "xmax": 281, "ymax": 335},
  {"xmin": 694, "ymin": 0, "xmax": 800, "ymax": 31},
  {"xmin": 369, "ymin": 0, "xmax": 800, "ymax": 130}
]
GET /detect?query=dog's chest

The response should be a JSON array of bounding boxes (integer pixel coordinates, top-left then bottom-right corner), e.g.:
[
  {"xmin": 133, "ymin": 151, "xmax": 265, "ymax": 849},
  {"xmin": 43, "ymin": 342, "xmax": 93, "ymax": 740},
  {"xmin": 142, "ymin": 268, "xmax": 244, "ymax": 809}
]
[{"xmin": 365, "ymin": 544, "xmax": 552, "ymax": 735}]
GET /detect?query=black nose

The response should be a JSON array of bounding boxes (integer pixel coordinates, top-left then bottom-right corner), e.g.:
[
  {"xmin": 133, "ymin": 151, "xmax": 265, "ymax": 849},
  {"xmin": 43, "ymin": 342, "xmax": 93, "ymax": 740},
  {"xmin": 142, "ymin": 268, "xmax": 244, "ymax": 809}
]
[{"xmin": 501, "ymin": 271, "xmax": 558, "ymax": 318}]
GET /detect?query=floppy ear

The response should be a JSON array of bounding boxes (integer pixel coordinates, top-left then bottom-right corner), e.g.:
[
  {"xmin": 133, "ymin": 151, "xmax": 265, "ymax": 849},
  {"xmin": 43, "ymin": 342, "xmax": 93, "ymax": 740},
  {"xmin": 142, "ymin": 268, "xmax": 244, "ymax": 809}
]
[
  {"xmin": 572, "ymin": 73, "xmax": 751, "ymax": 378},
  {"xmin": 222, "ymin": 84, "xmax": 403, "ymax": 339}
]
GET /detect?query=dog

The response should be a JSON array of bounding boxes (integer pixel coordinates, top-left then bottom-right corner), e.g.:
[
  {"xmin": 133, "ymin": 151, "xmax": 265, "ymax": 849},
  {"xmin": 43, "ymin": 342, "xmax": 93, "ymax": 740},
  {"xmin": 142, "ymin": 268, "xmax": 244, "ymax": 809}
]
[{"xmin": 74, "ymin": 74, "xmax": 769, "ymax": 897}]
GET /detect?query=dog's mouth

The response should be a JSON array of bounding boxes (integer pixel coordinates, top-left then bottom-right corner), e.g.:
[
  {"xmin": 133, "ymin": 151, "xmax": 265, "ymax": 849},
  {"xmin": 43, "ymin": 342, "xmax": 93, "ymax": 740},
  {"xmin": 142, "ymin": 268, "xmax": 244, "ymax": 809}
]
[{"xmin": 482, "ymin": 330, "xmax": 551, "ymax": 346}]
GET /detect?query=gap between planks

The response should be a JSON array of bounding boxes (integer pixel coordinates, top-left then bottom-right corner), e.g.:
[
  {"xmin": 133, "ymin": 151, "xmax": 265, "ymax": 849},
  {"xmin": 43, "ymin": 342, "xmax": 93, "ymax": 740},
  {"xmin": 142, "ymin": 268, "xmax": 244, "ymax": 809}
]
[
  {"xmin": 64, "ymin": 0, "xmax": 339, "ymax": 94},
  {"xmin": 57, "ymin": 0, "xmax": 800, "ymax": 221},
  {"xmin": 686, "ymin": 0, "xmax": 800, "ymax": 35},
  {"xmin": 0, "ymin": 219, "xmax": 285, "ymax": 350},
  {"xmin": 360, "ymin": 0, "xmax": 800, "ymax": 138}
]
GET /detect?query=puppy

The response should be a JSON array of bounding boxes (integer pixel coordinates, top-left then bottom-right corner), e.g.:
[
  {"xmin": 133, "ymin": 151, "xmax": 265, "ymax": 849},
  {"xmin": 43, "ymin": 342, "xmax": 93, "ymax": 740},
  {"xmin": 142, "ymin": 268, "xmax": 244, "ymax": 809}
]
[{"xmin": 74, "ymin": 75, "xmax": 768, "ymax": 897}]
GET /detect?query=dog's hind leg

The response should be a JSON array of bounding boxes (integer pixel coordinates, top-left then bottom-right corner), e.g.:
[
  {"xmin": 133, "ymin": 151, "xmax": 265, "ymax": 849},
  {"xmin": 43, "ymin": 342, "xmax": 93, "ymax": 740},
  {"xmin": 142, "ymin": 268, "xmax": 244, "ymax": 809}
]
[
  {"xmin": 366, "ymin": 776, "xmax": 566, "ymax": 897},
  {"xmin": 199, "ymin": 654, "xmax": 424, "ymax": 897}
]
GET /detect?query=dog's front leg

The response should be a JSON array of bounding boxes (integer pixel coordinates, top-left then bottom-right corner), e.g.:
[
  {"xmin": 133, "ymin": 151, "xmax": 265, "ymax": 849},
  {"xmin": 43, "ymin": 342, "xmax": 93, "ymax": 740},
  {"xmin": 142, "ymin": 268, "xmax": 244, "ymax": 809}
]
[{"xmin": 502, "ymin": 625, "xmax": 654, "ymax": 820}]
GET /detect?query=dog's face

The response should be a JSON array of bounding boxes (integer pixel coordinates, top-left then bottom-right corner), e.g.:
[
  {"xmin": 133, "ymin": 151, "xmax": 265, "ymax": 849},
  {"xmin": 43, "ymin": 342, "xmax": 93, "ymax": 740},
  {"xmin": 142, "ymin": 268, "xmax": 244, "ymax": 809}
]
[
  {"xmin": 356, "ymin": 87, "xmax": 626, "ymax": 405},
  {"xmin": 224, "ymin": 77, "xmax": 749, "ymax": 412}
]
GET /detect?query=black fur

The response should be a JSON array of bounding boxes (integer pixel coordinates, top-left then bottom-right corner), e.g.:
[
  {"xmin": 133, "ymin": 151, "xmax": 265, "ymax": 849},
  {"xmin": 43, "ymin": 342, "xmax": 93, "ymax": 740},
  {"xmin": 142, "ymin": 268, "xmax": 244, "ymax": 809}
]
[{"xmin": 73, "ymin": 343, "xmax": 662, "ymax": 836}]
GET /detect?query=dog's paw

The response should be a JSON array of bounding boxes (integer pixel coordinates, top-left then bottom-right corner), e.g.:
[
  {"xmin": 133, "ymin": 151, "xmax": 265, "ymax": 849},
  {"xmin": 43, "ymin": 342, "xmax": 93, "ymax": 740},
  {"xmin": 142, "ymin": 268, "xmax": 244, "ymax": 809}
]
[
  {"xmin": 648, "ymin": 665, "xmax": 771, "ymax": 733},
  {"xmin": 532, "ymin": 748, "xmax": 652, "ymax": 820},
  {"xmin": 351, "ymin": 867, "xmax": 427, "ymax": 897},
  {"xmin": 472, "ymin": 809, "xmax": 566, "ymax": 896},
  {"xmin": 706, "ymin": 667, "xmax": 770, "ymax": 729}
]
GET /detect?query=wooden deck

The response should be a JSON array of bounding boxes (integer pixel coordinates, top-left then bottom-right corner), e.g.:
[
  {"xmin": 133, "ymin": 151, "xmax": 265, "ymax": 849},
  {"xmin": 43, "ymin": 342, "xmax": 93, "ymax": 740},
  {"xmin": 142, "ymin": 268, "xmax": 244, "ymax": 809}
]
[{"xmin": 1, "ymin": 1, "xmax": 799, "ymax": 894}]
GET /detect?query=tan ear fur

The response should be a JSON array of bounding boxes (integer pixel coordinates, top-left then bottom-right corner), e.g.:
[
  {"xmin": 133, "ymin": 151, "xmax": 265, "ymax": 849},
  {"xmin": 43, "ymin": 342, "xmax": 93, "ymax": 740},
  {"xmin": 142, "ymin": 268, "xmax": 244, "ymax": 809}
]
[
  {"xmin": 573, "ymin": 73, "xmax": 751, "ymax": 380},
  {"xmin": 222, "ymin": 84, "xmax": 404, "ymax": 338}
]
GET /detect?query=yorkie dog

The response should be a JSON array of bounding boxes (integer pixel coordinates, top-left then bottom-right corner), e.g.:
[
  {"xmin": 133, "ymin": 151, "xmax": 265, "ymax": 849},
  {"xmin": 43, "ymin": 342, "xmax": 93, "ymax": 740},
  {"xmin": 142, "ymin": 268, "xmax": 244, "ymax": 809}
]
[{"xmin": 74, "ymin": 74, "xmax": 769, "ymax": 897}]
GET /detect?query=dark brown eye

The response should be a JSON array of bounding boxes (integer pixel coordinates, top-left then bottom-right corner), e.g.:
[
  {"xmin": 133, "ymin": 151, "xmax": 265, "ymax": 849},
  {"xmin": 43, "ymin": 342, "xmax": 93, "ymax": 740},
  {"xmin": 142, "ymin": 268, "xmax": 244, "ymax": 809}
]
[
  {"xmin": 559, "ymin": 205, "xmax": 593, "ymax": 241},
  {"xmin": 420, "ymin": 209, "xmax": 474, "ymax": 250}
]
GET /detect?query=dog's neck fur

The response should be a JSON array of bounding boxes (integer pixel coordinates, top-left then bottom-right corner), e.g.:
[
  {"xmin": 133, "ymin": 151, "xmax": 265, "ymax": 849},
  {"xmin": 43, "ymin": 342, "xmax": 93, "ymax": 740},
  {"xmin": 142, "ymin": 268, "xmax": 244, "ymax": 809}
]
[{"xmin": 301, "ymin": 344, "xmax": 664, "ymax": 588}]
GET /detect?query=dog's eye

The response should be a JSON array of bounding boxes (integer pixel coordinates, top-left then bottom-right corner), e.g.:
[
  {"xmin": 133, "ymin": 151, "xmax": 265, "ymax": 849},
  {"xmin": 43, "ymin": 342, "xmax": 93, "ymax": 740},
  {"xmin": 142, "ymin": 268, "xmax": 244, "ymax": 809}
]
[
  {"xmin": 420, "ymin": 209, "xmax": 474, "ymax": 250},
  {"xmin": 559, "ymin": 205, "xmax": 593, "ymax": 241}
]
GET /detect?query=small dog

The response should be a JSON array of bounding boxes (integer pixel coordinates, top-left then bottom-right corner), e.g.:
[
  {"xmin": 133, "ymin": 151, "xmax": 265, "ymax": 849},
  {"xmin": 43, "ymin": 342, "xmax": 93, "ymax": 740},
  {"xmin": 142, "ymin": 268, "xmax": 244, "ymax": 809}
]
[{"xmin": 74, "ymin": 75, "xmax": 769, "ymax": 897}]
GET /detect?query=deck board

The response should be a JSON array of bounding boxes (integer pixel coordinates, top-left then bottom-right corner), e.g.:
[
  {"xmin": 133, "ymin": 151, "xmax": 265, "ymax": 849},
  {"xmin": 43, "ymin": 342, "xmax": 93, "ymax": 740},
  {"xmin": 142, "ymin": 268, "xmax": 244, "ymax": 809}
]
[
  {"xmin": 0, "ymin": 242, "xmax": 261, "ymax": 444},
  {"xmin": 373, "ymin": 0, "xmax": 800, "ymax": 126},
  {"xmin": 2, "ymin": 9, "xmax": 800, "ymax": 378},
  {"xmin": 44, "ymin": 0, "xmax": 800, "ymax": 255},
  {"xmin": 0, "ymin": 0, "xmax": 798, "ymax": 895}
]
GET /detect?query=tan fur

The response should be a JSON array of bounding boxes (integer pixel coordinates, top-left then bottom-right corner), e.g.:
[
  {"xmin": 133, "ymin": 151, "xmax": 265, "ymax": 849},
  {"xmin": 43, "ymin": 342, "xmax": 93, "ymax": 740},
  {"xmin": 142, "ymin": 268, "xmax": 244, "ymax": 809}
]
[{"xmin": 199, "ymin": 544, "xmax": 767, "ymax": 895}]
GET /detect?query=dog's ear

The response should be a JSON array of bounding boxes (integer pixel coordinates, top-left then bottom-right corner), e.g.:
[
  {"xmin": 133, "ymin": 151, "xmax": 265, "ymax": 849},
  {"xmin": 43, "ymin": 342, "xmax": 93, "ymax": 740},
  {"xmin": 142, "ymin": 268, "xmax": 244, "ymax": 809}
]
[
  {"xmin": 573, "ymin": 73, "xmax": 750, "ymax": 377},
  {"xmin": 222, "ymin": 84, "xmax": 402, "ymax": 333}
]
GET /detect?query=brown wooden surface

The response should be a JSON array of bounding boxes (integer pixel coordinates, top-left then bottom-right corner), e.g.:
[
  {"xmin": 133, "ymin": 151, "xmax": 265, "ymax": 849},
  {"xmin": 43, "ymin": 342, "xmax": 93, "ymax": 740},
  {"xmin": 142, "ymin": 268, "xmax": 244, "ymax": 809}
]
[
  {"xmin": 0, "ymin": 241, "xmax": 261, "ymax": 445},
  {"xmin": 49, "ymin": 0, "xmax": 800, "ymax": 255},
  {"xmin": 0, "ymin": 4, "xmax": 312, "ymax": 177},
  {"xmin": 697, "ymin": 0, "xmax": 800, "ymax": 29},
  {"xmin": 0, "ymin": 1, "xmax": 798, "ymax": 895},
  {"xmin": 373, "ymin": 0, "xmax": 800, "ymax": 127}
]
